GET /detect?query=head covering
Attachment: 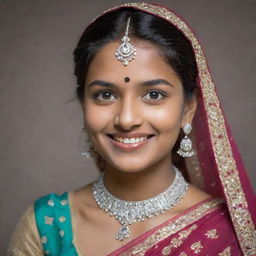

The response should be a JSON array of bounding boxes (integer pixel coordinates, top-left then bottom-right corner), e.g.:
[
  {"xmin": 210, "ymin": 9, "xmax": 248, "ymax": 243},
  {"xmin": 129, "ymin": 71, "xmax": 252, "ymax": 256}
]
[{"xmin": 87, "ymin": 2, "xmax": 256, "ymax": 254}]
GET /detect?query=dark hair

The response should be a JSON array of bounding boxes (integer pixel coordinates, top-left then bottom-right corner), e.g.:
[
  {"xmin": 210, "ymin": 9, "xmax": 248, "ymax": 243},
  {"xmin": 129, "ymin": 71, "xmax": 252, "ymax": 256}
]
[{"xmin": 73, "ymin": 8, "xmax": 198, "ymax": 102}]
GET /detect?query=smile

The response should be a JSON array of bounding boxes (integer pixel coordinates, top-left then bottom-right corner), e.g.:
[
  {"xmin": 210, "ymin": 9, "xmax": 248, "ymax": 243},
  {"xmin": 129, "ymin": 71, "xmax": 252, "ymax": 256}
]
[
  {"xmin": 113, "ymin": 136, "xmax": 148, "ymax": 144},
  {"xmin": 107, "ymin": 134, "xmax": 155, "ymax": 151}
]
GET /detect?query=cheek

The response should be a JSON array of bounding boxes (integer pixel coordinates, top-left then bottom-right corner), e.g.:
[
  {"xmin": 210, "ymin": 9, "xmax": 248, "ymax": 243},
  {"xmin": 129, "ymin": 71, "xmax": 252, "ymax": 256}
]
[
  {"xmin": 83, "ymin": 101, "xmax": 113, "ymax": 133},
  {"xmin": 145, "ymin": 98, "xmax": 184, "ymax": 133}
]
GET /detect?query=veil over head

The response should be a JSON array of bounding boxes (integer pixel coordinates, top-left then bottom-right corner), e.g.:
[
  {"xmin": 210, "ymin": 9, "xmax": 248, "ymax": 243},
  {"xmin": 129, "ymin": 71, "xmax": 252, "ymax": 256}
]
[{"xmin": 86, "ymin": 2, "xmax": 256, "ymax": 255}]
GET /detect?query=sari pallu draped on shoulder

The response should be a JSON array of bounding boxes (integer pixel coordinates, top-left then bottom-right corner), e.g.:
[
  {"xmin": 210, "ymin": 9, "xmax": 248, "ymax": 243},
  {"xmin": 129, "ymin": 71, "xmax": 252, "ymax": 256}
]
[
  {"xmin": 108, "ymin": 198, "xmax": 241, "ymax": 256},
  {"xmin": 94, "ymin": 2, "xmax": 256, "ymax": 255},
  {"xmin": 7, "ymin": 2, "xmax": 256, "ymax": 256}
]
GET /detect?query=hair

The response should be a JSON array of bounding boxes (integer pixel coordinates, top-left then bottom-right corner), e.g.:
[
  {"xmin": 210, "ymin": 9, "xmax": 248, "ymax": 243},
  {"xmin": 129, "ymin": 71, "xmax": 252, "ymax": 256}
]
[{"xmin": 73, "ymin": 8, "xmax": 198, "ymax": 102}]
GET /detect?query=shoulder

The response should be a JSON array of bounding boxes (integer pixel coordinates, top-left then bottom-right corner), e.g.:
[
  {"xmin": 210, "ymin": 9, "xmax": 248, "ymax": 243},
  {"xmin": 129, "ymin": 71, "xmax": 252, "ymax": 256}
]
[
  {"xmin": 34, "ymin": 191, "xmax": 69, "ymax": 209},
  {"xmin": 7, "ymin": 205, "xmax": 43, "ymax": 256},
  {"xmin": 7, "ymin": 191, "xmax": 71, "ymax": 256}
]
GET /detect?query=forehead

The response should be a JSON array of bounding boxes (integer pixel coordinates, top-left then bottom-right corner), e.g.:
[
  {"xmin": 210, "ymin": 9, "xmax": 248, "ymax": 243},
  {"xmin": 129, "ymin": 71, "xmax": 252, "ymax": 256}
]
[{"xmin": 85, "ymin": 40, "xmax": 181, "ymax": 85}]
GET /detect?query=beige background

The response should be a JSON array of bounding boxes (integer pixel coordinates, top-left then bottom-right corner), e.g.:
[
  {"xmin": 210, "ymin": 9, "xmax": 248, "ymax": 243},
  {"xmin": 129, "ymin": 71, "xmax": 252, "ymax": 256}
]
[{"xmin": 1, "ymin": 0, "xmax": 255, "ymax": 253}]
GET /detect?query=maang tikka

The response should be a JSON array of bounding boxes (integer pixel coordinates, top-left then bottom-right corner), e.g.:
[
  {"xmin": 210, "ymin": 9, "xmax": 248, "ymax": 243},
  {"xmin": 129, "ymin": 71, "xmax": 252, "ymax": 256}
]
[{"xmin": 115, "ymin": 17, "xmax": 137, "ymax": 66}]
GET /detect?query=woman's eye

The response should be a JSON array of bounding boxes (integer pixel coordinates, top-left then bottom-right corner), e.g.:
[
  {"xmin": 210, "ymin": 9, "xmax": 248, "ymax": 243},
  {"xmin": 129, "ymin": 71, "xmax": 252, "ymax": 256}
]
[
  {"xmin": 94, "ymin": 91, "xmax": 116, "ymax": 101},
  {"xmin": 143, "ymin": 91, "xmax": 166, "ymax": 100}
]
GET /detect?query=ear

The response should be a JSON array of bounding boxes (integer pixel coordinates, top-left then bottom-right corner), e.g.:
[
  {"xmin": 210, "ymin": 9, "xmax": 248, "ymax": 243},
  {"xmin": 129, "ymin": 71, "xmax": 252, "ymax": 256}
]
[{"xmin": 181, "ymin": 89, "xmax": 199, "ymax": 127}]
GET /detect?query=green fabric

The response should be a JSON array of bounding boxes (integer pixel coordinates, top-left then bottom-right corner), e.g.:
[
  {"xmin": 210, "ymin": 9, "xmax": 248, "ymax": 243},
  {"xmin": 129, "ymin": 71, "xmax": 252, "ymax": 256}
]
[{"xmin": 34, "ymin": 192, "xmax": 78, "ymax": 256}]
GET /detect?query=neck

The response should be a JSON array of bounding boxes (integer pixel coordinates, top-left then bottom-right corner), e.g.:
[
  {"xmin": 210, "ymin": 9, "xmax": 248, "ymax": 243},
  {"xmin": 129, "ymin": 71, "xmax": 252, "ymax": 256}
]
[{"xmin": 103, "ymin": 155, "xmax": 176, "ymax": 201}]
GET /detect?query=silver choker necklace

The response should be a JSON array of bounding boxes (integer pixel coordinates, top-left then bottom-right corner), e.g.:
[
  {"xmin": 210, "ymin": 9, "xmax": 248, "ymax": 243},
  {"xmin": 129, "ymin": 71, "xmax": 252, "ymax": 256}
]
[{"xmin": 92, "ymin": 166, "xmax": 188, "ymax": 241}]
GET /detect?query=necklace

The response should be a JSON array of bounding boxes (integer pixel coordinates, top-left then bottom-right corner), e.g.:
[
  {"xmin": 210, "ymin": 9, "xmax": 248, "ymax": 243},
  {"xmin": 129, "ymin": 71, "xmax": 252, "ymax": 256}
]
[{"xmin": 92, "ymin": 166, "xmax": 188, "ymax": 241}]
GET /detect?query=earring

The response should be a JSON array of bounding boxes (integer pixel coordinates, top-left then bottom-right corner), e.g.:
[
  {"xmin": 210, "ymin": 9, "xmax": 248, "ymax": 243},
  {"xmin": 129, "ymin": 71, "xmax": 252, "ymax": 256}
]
[
  {"xmin": 80, "ymin": 128, "xmax": 93, "ymax": 159},
  {"xmin": 177, "ymin": 124, "xmax": 194, "ymax": 158}
]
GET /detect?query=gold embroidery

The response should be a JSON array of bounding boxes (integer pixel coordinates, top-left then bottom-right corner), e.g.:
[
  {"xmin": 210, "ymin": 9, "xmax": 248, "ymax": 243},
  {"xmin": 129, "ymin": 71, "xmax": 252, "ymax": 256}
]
[
  {"xmin": 218, "ymin": 246, "xmax": 231, "ymax": 256},
  {"xmin": 59, "ymin": 230, "xmax": 65, "ymax": 237},
  {"xmin": 191, "ymin": 241, "xmax": 203, "ymax": 254},
  {"xmin": 161, "ymin": 225, "xmax": 197, "ymax": 255},
  {"xmin": 178, "ymin": 224, "xmax": 197, "ymax": 239},
  {"xmin": 170, "ymin": 237, "xmax": 182, "ymax": 248},
  {"xmin": 101, "ymin": 3, "xmax": 256, "ymax": 255},
  {"xmin": 47, "ymin": 199, "xmax": 54, "ymax": 207},
  {"xmin": 162, "ymin": 246, "xmax": 171, "ymax": 255},
  {"xmin": 61, "ymin": 199, "xmax": 68, "ymax": 206},
  {"xmin": 205, "ymin": 228, "xmax": 219, "ymax": 239},
  {"xmin": 41, "ymin": 236, "xmax": 47, "ymax": 244},
  {"xmin": 121, "ymin": 199, "xmax": 221, "ymax": 255},
  {"xmin": 44, "ymin": 216, "xmax": 54, "ymax": 225},
  {"xmin": 59, "ymin": 216, "xmax": 66, "ymax": 223},
  {"xmin": 179, "ymin": 253, "xmax": 188, "ymax": 256}
]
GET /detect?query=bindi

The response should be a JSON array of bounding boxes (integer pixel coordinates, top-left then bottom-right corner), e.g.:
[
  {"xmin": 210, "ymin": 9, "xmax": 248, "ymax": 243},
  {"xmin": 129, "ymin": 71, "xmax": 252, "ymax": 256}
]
[{"xmin": 124, "ymin": 77, "xmax": 130, "ymax": 83}]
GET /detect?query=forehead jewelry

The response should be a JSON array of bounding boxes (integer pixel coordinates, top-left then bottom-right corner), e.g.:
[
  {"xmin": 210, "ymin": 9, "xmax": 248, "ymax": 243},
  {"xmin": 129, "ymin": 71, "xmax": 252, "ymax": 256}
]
[{"xmin": 115, "ymin": 17, "xmax": 137, "ymax": 66}]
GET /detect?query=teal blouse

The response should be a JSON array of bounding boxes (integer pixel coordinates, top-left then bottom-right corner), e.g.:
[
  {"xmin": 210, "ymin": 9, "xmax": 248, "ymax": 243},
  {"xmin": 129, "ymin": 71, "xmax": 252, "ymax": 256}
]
[{"xmin": 34, "ymin": 192, "xmax": 79, "ymax": 256}]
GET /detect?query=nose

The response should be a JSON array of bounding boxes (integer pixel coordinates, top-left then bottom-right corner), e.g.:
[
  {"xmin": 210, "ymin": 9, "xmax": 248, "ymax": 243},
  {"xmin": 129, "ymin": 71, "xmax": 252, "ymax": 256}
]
[{"xmin": 114, "ymin": 96, "xmax": 143, "ymax": 131}]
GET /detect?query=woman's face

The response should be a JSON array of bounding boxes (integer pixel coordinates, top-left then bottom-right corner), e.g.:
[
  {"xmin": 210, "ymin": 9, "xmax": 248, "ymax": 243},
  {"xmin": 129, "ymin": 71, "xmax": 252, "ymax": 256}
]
[{"xmin": 83, "ymin": 40, "xmax": 196, "ymax": 172}]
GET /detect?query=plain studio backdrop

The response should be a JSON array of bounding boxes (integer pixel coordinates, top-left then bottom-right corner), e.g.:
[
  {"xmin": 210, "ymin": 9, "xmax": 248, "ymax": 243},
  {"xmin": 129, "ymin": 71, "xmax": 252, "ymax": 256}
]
[{"xmin": 0, "ymin": 0, "xmax": 255, "ymax": 253}]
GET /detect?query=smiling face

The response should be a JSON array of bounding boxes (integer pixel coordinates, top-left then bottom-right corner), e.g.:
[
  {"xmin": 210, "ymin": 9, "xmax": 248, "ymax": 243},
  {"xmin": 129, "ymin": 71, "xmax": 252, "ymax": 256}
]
[{"xmin": 83, "ymin": 40, "xmax": 197, "ymax": 173}]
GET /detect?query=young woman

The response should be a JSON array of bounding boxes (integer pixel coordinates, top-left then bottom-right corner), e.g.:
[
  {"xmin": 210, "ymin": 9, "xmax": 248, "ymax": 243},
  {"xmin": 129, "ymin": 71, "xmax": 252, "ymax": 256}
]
[{"xmin": 7, "ymin": 2, "xmax": 256, "ymax": 256}]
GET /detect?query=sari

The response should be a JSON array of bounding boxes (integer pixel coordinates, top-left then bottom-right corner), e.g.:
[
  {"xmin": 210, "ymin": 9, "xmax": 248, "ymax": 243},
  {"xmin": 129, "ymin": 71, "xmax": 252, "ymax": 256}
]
[{"xmin": 7, "ymin": 2, "xmax": 256, "ymax": 256}]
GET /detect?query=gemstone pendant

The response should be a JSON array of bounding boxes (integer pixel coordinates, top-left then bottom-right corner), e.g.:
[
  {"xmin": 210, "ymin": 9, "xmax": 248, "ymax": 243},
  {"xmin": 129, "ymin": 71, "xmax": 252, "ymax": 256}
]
[
  {"xmin": 116, "ymin": 224, "xmax": 130, "ymax": 241},
  {"xmin": 115, "ymin": 36, "xmax": 136, "ymax": 66}
]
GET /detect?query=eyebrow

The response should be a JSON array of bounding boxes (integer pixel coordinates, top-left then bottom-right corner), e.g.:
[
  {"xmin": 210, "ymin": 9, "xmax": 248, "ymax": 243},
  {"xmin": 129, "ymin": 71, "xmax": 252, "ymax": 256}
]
[{"xmin": 87, "ymin": 79, "xmax": 174, "ymax": 88}]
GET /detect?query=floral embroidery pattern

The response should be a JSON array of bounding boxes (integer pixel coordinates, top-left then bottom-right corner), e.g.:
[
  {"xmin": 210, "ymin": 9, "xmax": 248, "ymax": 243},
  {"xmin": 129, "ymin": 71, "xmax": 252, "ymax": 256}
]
[
  {"xmin": 205, "ymin": 228, "xmax": 219, "ymax": 239},
  {"xmin": 161, "ymin": 225, "xmax": 197, "ymax": 255},
  {"xmin": 47, "ymin": 199, "xmax": 54, "ymax": 207},
  {"xmin": 44, "ymin": 216, "xmax": 54, "ymax": 225},
  {"xmin": 218, "ymin": 246, "xmax": 231, "ymax": 256},
  {"xmin": 191, "ymin": 241, "xmax": 203, "ymax": 254},
  {"xmin": 59, "ymin": 216, "xmax": 66, "ymax": 223},
  {"xmin": 103, "ymin": 3, "xmax": 256, "ymax": 255},
  {"xmin": 162, "ymin": 246, "xmax": 171, "ymax": 255},
  {"xmin": 41, "ymin": 236, "xmax": 48, "ymax": 244},
  {"xmin": 179, "ymin": 253, "xmax": 188, "ymax": 256},
  {"xmin": 121, "ymin": 199, "xmax": 221, "ymax": 255},
  {"xmin": 61, "ymin": 199, "xmax": 68, "ymax": 206},
  {"xmin": 59, "ymin": 230, "xmax": 65, "ymax": 237}
]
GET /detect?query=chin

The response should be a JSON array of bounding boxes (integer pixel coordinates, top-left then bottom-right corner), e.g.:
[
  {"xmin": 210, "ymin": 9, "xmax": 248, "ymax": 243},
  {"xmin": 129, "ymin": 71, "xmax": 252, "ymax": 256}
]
[{"xmin": 105, "ymin": 153, "xmax": 168, "ymax": 174}]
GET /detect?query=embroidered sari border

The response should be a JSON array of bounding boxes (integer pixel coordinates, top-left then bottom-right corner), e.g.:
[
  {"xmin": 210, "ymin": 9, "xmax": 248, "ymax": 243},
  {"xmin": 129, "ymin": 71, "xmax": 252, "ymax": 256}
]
[
  {"xmin": 117, "ymin": 198, "xmax": 223, "ymax": 256},
  {"xmin": 98, "ymin": 3, "xmax": 256, "ymax": 255}
]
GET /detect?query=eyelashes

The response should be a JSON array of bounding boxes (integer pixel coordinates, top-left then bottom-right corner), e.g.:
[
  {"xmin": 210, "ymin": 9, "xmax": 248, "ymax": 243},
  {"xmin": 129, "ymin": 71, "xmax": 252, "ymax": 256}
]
[
  {"xmin": 92, "ymin": 90, "xmax": 117, "ymax": 101},
  {"xmin": 91, "ymin": 89, "xmax": 168, "ymax": 102}
]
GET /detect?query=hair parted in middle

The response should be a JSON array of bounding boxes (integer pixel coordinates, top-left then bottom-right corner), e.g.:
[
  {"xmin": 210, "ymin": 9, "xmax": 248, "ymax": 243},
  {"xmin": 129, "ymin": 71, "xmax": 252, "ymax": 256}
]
[{"xmin": 73, "ymin": 7, "xmax": 198, "ymax": 102}]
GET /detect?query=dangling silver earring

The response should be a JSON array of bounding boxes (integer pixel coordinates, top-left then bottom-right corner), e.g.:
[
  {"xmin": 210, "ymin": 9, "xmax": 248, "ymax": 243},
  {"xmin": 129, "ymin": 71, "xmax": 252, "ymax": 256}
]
[
  {"xmin": 80, "ymin": 128, "xmax": 93, "ymax": 159},
  {"xmin": 177, "ymin": 124, "xmax": 194, "ymax": 158}
]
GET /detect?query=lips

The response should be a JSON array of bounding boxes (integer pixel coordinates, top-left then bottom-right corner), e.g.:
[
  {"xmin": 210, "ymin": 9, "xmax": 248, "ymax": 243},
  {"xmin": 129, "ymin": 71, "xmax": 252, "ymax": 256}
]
[{"xmin": 107, "ymin": 133, "xmax": 155, "ymax": 151}]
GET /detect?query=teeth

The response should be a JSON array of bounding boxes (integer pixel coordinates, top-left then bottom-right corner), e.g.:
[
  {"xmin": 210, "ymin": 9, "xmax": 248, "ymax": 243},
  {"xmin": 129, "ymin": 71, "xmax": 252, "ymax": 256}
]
[{"xmin": 113, "ymin": 136, "xmax": 148, "ymax": 144}]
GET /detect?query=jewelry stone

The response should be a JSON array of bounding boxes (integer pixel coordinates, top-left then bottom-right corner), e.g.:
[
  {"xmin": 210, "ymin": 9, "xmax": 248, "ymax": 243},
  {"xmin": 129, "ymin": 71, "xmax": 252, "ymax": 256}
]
[
  {"xmin": 93, "ymin": 166, "xmax": 188, "ymax": 240},
  {"xmin": 183, "ymin": 123, "xmax": 192, "ymax": 134},
  {"xmin": 115, "ymin": 17, "xmax": 136, "ymax": 66},
  {"xmin": 177, "ymin": 124, "xmax": 194, "ymax": 157}
]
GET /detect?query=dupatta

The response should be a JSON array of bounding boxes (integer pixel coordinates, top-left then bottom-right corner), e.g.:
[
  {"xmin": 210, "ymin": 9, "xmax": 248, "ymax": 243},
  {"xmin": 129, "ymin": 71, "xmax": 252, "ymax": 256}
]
[{"xmin": 90, "ymin": 2, "xmax": 256, "ymax": 255}]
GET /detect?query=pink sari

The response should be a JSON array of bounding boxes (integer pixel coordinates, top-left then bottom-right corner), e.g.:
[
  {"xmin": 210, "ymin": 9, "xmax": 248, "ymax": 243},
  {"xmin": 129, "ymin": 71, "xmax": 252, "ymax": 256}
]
[
  {"xmin": 88, "ymin": 3, "xmax": 256, "ymax": 255},
  {"xmin": 108, "ymin": 198, "xmax": 241, "ymax": 256}
]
